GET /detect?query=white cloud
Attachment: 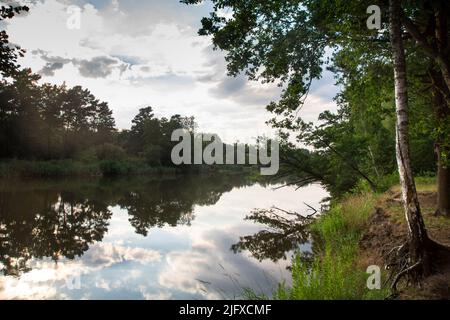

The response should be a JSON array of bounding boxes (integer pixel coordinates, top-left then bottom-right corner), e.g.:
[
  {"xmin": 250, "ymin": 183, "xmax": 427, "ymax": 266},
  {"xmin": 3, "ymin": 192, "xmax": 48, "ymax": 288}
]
[
  {"xmin": 4, "ymin": 0, "xmax": 338, "ymax": 142},
  {"xmin": 0, "ymin": 242, "xmax": 161, "ymax": 300}
]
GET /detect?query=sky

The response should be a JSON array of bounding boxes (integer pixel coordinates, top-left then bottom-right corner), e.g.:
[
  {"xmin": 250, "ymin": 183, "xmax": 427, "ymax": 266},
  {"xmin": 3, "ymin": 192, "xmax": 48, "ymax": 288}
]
[{"xmin": 2, "ymin": 0, "xmax": 338, "ymax": 143}]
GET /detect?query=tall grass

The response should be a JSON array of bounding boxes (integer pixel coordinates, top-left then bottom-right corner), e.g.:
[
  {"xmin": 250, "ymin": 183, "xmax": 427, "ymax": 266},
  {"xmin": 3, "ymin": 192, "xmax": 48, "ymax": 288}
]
[
  {"xmin": 0, "ymin": 160, "xmax": 99, "ymax": 177},
  {"xmin": 0, "ymin": 159, "xmax": 178, "ymax": 178},
  {"xmin": 274, "ymin": 193, "xmax": 388, "ymax": 300}
]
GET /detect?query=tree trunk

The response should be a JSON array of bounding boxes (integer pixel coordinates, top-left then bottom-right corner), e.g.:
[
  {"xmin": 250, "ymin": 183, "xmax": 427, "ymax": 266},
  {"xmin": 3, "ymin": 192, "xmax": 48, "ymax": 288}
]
[
  {"xmin": 430, "ymin": 75, "xmax": 450, "ymax": 216},
  {"xmin": 435, "ymin": 2, "xmax": 450, "ymax": 94},
  {"xmin": 389, "ymin": 0, "xmax": 431, "ymax": 276},
  {"xmin": 434, "ymin": 3, "xmax": 450, "ymax": 217},
  {"xmin": 439, "ymin": 60, "xmax": 450, "ymax": 95},
  {"xmin": 436, "ymin": 144, "xmax": 450, "ymax": 216},
  {"xmin": 400, "ymin": 2, "xmax": 450, "ymax": 101}
]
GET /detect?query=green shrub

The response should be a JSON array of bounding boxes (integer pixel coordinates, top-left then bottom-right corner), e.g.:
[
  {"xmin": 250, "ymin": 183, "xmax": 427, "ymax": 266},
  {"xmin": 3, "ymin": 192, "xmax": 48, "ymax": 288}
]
[
  {"xmin": 352, "ymin": 172, "xmax": 400, "ymax": 195},
  {"xmin": 95, "ymin": 143, "xmax": 127, "ymax": 161},
  {"xmin": 143, "ymin": 144, "xmax": 162, "ymax": 166},
  {"xmin": 99, "ymin": 160, "xmax": 129, "ymax": 176},
  {"xmin": 0, "ymin": 160, "xmax": 100, "ymax": 177}
]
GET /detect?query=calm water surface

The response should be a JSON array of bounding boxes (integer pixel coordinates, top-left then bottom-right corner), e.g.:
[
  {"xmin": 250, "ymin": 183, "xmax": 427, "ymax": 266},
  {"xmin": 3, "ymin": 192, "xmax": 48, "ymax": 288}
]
[{"xmin": 0, "ymin": 175, "xmax": 328, "ymax": 299}]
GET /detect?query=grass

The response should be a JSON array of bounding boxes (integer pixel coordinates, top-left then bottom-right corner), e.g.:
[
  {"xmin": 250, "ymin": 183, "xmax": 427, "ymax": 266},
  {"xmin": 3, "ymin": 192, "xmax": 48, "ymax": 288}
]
[
  {"xmin": 241, "ymin": 191, "xmax": 389, "ymax": 300},
  {"xmin": 382, "ymin": 176, "xmax": 442, "ymax": 224},
  {"xmin": 269, "ymin": 175, "xmax": 444, "ymax": 300},
  {"xmin": 388, "ymin": 176, "xmax": 437, "ymax": 194},
  {"xmin": 0, "ymin": 159, "xmax": 99, "ymax": 177},
  {"xmin": 0, "ymin": 159, "xmax": 178, "ymax": 178},
  {"xmin": 272, "ymin": 192, "xmax": 389, "ymax": 300},
  {"xmin": 382, "ymin": 176, "xmax": 450, "ymax": 236}
]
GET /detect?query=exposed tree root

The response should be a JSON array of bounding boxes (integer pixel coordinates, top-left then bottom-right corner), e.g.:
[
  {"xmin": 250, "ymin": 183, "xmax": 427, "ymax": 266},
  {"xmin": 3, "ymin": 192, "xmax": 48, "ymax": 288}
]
[
  {"xmin": 385, "ymin": 238, "xmax": 450, "ymax": 297},
  {"xmin": 391, "ymin": 259, "xmax": 422, "ymax": 292},
  {"xmin": 434, "ymin": 209, "xmax": 450, "ymax": 217}
]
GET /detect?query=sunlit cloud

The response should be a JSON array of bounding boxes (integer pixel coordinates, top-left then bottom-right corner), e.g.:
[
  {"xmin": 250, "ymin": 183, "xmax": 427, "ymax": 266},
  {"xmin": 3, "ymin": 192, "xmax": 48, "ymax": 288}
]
[
  {"xmin": 3, "ymin": 0, "xmax": 338, "ymax": 142},
  {"xmin": 0, "ymin": 242, "xmax": 161, "ymax": 300}
]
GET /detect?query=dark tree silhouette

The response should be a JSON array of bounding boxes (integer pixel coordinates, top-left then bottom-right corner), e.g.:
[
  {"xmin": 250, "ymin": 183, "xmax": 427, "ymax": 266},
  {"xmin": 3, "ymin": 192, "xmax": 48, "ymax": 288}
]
[
  {"xmin": 231, "ymin": 207, "xmax": 314, "ymax": 262},
  {"xmin": 0, "ymin": 5, "xmax": 29, "ymax": 77},
  {"xmin": 0, "ymin": 183, "xmax": 111, "ymax": 276},
  {"xmin": 0, "ymin": 174, "xmax": 254, "ymax": 275}
]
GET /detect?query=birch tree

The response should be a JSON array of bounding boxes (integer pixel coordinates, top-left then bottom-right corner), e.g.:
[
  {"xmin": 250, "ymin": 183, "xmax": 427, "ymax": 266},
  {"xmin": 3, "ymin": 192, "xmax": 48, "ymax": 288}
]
[
  {"xmin": 388, "ymin": 0, "xmax": 431, "ymax": 287},
  {"xmin": 184, "ymin": 0, "xmax": 449, "ymax": 290}
]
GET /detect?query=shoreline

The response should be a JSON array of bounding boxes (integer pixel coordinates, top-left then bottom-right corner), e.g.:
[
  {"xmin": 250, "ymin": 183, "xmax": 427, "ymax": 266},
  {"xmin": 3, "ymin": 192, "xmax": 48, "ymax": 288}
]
[
  {"xmin": 273, "ymin": 176, "xmax": 450, "ymax": 300},
  {"xmin": 0, "ymin": 159, "xmax": 257, "ymax": 179}
]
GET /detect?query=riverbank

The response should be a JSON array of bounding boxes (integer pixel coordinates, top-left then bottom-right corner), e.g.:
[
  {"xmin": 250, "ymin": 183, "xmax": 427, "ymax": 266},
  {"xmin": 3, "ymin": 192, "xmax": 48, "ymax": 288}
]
[
  {"xmin": 359, "ymin": 177, "xmax": 450, "ymax": 299},
  {"xmin": 0, "ymin": 159, "xmax": 176, "ymax": 178},
  {"xmin": 273, "ymin": 176, "xmax": 450, "ymax": 300},
  {"xmin": 0, "ymin": 159, "xmax": 256, "ymax": 178}
]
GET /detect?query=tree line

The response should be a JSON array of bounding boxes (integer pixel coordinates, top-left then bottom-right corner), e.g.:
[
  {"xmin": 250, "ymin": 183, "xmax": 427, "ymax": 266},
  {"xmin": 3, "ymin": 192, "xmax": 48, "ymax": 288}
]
[
  {"xmin": 0, "ymin": 67, "xmax": 199, "ymax": 166},
  {"xmin": 0, "ymin": 5, "xmax": 241, "ymax": 173},
  {"xmin": 0, "ymin": 5, "xmax": 265, "ymax": 175}
]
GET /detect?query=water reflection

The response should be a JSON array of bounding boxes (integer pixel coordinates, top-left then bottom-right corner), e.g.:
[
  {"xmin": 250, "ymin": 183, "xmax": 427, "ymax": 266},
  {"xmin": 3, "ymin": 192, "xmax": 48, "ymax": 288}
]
[
  {"xmin": 0, "ymin": 175, "xmax": 253, "ymax": 276},
  {"xmin": 117, "ymin": 175, "xmax": 249, "ymax": 236},
  {"xmin": 0, "ymin": 186, "xmax": 112, "ymax": 276},
  {"xmin": 231, "ymin": 207, "xmax": 314, "ymax": 262},
  {"xmin": 0, "ymin": 176, "xmax": 328, "ymax": 299}
]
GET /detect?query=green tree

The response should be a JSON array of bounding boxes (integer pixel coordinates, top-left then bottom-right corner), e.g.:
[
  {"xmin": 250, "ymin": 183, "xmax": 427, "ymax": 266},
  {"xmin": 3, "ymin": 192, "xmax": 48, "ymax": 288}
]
[
  {"xmin": 184, "ymin": 0, "xmax": 447, "ymax": 287},
  {"xmin": 126, "ymin": 107, "xmax": 197, "ymax": 166},
  {"xmin": 0, "ymin": 5, "xmax": 29, "ymax": 77},
  {"xmin": 389, "ymin": 0, "xmax": 430, "ymax": 286},
  {"xmin": 399, "ymin": 0, "xmax": 450, "ymax": 216}
]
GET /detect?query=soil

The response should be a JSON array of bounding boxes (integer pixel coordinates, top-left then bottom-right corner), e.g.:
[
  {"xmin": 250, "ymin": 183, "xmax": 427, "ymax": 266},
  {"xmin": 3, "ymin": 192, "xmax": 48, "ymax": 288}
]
[{"xmin": 358, "ymin": 190, "xmax": 450, "ymax": 299}]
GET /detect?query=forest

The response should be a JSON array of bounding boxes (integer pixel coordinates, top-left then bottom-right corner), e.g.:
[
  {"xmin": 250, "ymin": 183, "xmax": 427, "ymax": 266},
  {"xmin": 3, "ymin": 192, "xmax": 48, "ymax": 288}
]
[
  {"xmin": 0, "ymin": 7, "xmax": 258, "ymax": 177},
  {"xmin": 0, "ymin": 0, "xmax": 450, "ymax": 301}
]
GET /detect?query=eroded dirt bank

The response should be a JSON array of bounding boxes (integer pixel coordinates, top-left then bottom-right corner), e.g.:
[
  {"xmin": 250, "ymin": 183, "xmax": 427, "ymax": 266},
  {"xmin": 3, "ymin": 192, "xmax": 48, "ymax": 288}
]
[{"xmin": 358, "ymin": 188, "xmax": 450, "ymax": 299}]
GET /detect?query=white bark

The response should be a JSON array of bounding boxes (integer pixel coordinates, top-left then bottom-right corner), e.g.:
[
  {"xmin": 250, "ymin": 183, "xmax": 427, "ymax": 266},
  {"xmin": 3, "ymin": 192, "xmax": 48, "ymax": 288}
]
[{"xmin": 389, "ymin": 0, "xmax": 429, "ymax": 267}]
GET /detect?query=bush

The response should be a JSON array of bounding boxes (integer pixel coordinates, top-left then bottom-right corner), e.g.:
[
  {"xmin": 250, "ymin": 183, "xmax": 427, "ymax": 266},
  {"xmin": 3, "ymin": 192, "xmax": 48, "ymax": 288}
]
[
  {"xmin": 0, "ymin": 160, "xmax": 100, "ymax": 177},
  {"xmin": 143, "ymin": 145, "xmax": 162, "ymax": 166},
  {"xmin": 94, "ymin": 143, "xmax": 127, "ymax": 161},
  {"xmin": 0, "ymin": 162, "xmax": 7, "ymax": 177},
  {"xmin": 76, "ymin": 143, "xmax": 127, "ymax": 163},
  {"xmin": 99, "ymin": 160, "xmax": 129, "ymax": 176},
  {"xmin": 76, "ymin": 148, "xmax": 98, "ymax": 163},
  {"xmin": 351, "ymin": 172, "xmax": 400, "ymax": 195}
]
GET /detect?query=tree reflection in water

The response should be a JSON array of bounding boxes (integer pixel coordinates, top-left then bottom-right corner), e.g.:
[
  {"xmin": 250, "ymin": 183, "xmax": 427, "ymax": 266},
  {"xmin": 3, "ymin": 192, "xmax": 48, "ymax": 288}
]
[
  {"xmin": 0, "ymin": 185, "xmax": 112, "ymax": 276},
  {"xmin": 0, "ymin": 174, "xmax": 254, "ymax": 276},
  {"xmin": 231, "ymin": 206, "xmax": 318, "ymax": 263},
  {"xmin": 118, "ymin": 175, "xmax": 248, "ymax": 236}
]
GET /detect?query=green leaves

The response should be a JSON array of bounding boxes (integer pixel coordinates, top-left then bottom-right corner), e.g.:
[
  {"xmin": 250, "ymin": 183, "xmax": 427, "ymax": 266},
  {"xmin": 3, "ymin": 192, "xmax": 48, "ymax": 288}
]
[
  {"xmin": 183, "ymin": 0, "xmax": 326, "ymax": 115},
  {"xmin": 0, "ymin": 71, "xmax": 117, "ymax": 159},
  {"xmin": 0, "ymin": 5, "xmax": 29, "ymax": 77}
]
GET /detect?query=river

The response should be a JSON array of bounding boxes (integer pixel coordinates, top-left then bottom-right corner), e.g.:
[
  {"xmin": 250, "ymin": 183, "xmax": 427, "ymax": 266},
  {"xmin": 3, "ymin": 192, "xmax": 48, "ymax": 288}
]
[{"xmin": 0, "ymin": 174, "xmax": 328, "ymax": 299}]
